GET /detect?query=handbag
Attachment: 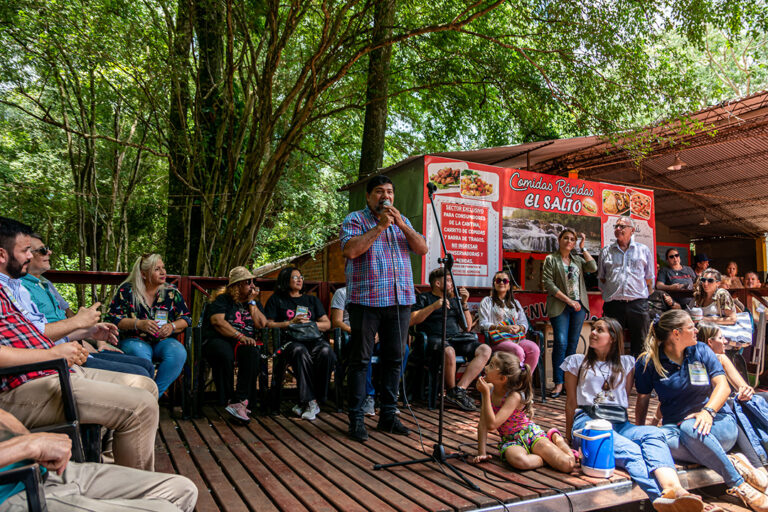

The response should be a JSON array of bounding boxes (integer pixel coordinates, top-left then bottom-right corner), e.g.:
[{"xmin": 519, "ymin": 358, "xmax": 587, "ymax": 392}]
[
  {"xmin": 285, "ymin": 322, "xmax": 323, "ymax": 343},
  {"xmin": 447, "ymin": 332, "xmax": 479, "ymax": 344},
  {"xmin": 488, "ymin": 319, "xmax": 525, "ymax": 345},
  {"xmin": 580, "ymin": 404, "xmax": 628, "ymax": 424}
]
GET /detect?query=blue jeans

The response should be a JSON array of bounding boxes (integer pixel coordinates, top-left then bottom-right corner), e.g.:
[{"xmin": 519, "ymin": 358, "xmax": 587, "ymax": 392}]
[
  {"xmin": 118, "ymin": 337, "xmax": 187, "ymax": 395},
  {"xmin": 660, "ymin": 411, "xmax": 743, "ymax": 487},
  {"xmin": 85, "ymin": 350, "xmax": 154, "ymax": 378},
  {"xmin": 550, "ymin": 305, "xmax": 587, "ymax": 385},
  {"xmin": 366, "ymin": 344, "xmax": 409, "ymax": 397},
  {"xmin": 572, "ymin": 411, "xmax": 675, "ymax": 500}
]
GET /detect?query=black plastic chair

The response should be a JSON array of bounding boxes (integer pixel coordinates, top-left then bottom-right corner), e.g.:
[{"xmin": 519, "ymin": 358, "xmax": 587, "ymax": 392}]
[
  {"xmin": 0, "ymin": 463, "xmax": 47, "ymax": 511},
  {"xmin": 410, "ymin": 330, "xmax": 468, "ymax": 410},
  {"xmin": 0, "ymin": 359, "xmax": 101, "ymax": 463}
]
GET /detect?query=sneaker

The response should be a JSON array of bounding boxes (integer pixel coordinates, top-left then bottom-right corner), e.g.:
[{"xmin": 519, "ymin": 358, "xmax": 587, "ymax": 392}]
[
  {"xmin": 652, "ymin": 489, "xmax": 703, "ymax": 512},
  {"xmin": 225, "ymin": 400, "xmax": 251, "ymax": 423},
  {"xmin": 349, "ymin": 419, "xmax": 369, "ymax": 442},
  {"xmin": 291, "ymin": 404, "xmax": 303, "ymax": 417},
  {"xmin": 444, "ymin": 387, "xmax": 476, "ymax": 412},
  {"xmin": 728, "ymin": 482, "xmax": 768, "ymax": 512},
  {"xmin": 301, "ymin": 400, "xmax": 320, "ymax": 421},
  {"xmin": 362, "ymin": 395, "xmax": 376, "ymax": 416},
  {"xmin": 730, "ymin": 453, "xmax": 768, "ymax": 493},
  {"xmin": 377, "ymin": 416, "xmax": 410, "ymax": 436}
]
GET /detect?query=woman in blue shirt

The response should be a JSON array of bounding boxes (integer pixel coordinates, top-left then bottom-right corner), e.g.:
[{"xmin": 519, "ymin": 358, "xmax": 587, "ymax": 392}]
[{"xmin": 635, "ymin": 310, "xmax": 768, "ymax": 512}]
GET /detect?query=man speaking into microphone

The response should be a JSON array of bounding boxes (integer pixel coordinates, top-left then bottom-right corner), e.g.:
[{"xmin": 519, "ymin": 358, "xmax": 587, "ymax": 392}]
[{"xmin": 341, "ymin": 175, "xmax": 428, "ymax": 442}]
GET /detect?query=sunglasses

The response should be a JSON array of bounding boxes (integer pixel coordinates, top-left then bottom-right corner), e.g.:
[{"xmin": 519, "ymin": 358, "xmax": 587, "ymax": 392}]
[
  {"xmin": 32, "ymin": 246, "xmax": 51, "ymax": 256},
  {"xmin": 494, "ymin": 278, "xmax": 510, "ymax": 284},
  {"xmin": 668, "ymin": 254, "xmax": 680, "ymax": 259},
  {"xmin": 701, "ymin": 278, "xmax": 717, "ymax": 283},
  {"xmin": 614, "ymin": 224, "xmax": 631, "ymax": 231}
]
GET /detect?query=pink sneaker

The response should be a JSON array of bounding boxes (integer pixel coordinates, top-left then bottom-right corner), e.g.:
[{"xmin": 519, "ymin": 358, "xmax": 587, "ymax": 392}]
[{"xmin": 225, "ymin": 400, "xmax": 251, "ymax": 423}]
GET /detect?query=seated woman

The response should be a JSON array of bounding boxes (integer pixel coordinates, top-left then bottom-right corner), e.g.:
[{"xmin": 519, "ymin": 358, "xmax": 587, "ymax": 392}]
[
  {"xmin": 107, "ymin": 253, "xmax": 190, "ymax": 395},
  {"xmin": 477, "ymin": 270, "xmax": 540, "ymax": 371},
  {"xmin": 265, "ymin": 266, "xmax": 334, "ymax": 421},
  {"xmin": 635, "ymin": 310, "xmax": 768, "ymax": 512},
  {"xmin": 564, "ymin": 317, "xmax": 705, "ymax": 512},
  {"xmin": 723, "ymin": 262, "xmax": 744, "ymax": 290},
  {"xmin": 201, "ymin": 267, "xmax": 267, "ymax": 422},
  {"xmin": 542, "ymin": 229, "xmax": 596, "ymax": 398},
  {"xmin": 694, "ymin": 268, "xmax": 738, "ymax": 325}
]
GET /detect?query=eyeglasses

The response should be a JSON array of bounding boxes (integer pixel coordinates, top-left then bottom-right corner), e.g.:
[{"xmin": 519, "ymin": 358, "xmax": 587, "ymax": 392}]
[
  {"xmin": 701, "ymin": 278, "xmax": 717, "ymax": 283},
  {"xmin": 291, "ymin": 275, "xmax": 304, "ymax": 281},
  {"xmin": 494, "ymin": 278, "xmax": 509, "ymax": 284},
  {"xmin": 668, "ymin": 254, "xmax": 680, "ymax": 259},
  {"xmin": 614, "ymin": 224, "xmax": 631, "ymax": 231},
  {"xmin": 32, "ymin": 246, "xmax": 51, "ymax": 256}
]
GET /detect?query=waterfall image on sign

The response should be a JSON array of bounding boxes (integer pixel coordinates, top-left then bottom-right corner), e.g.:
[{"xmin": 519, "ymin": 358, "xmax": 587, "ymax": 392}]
[{"xmin": 502, "ymin": 208, "xmax": 602, "ymax": 254}]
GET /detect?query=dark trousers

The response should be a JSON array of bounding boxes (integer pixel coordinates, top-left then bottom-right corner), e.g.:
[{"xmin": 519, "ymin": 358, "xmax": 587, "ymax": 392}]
[
  {"xmin": 603, "ymin": 299, "xmax": 650, "ymax": 357},
  {"xmin": 347, "ymin": 304, "xmax": 409, "ymax": 422},
  {"xmin": 272, "ymin": 340, "xmax": 335, "ymax": 404},
  {"xmin": 84, "ymin": 350, "xmax": 155, "ymax": 379},
  {"xmin": 202, "ymin": 337, "xmax": 262, "ymax": 404}
]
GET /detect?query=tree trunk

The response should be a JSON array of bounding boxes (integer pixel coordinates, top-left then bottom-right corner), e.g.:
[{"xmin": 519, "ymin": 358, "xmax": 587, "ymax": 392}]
[
  {"xmin": 358, "ymin": 0, "xmax": 396, "ymax": 178},
  {"xmin": 166, "ymin": 0, "xmax": 194, "ymax": 274}
]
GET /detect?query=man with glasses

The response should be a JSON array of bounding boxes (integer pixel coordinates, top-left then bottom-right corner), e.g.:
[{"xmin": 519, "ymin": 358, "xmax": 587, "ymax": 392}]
[
  {"xmin": 598, "ymin": 218, "xmax": 654, "ymax": 356},
  {"xmin": 657, "ymin": 248, "xmax": 696, "ymax": 309},
  {"xmin": 20, "ymin": 233, "xmax": 155, "ymax": 378}
]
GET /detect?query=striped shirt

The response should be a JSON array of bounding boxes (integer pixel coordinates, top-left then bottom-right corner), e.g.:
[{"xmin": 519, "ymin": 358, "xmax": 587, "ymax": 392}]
[
  {"xmin": 340, "ymin": 206, "xmax": 421, "ymax": 307},
  {"xmin": 0, "ymin": 283, "xmax": 57, "ymax": 392}
]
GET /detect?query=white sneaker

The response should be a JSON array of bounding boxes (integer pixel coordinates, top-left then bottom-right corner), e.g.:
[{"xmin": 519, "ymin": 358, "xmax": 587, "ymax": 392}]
[
  {"xmin": 301, "ymin": 400, "xmax": 320, "ymax": 421},
  {"xmin": 291, "ymin": 404, "xmax": 303, "ymax": 417},
  {"xmin": 362, "ymin": 396, "xmax": 376, "ymax": 416}
]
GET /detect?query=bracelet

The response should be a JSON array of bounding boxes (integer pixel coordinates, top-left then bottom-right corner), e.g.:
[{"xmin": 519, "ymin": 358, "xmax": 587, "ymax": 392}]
[
  {"xmin": 134, "ymin": 318, "xmax": 138, "ymax": 331},
  {"xmin": 703, "ymin": 406, "xmax": 717, "ymax": 418}
]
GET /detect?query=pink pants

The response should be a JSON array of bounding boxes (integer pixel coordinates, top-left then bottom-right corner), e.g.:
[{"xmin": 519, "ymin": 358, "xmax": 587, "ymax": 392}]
[{"xmin": 491, "ymin": 339, "xmax": 540, "ymax": 372}]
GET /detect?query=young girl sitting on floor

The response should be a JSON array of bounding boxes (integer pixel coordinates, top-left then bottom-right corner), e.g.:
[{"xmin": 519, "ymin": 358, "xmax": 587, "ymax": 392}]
[{"xmin": 473, "ymin": 351, "xmax": 576, "ymax": 473}]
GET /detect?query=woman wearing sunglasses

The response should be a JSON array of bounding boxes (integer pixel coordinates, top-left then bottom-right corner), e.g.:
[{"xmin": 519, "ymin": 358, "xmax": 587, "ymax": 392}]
[
  {"xmin": 107, "ymin": 253, "xmax": 190, "ymax": 396},
  {"xmin": 478, "ymin": 271, "xmax": 540, "ymax": 371},
  {"xmin": 542, "ymin": 229, "xmax": 597, "ymax": 398},
  {"xmin": 694, "ymin": 269, "xmax": 738, "ymax": 325}
]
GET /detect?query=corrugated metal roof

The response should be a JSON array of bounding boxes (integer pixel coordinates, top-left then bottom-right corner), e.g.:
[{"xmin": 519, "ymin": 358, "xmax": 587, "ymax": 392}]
[{"xmin": 342, "ymin": 90, "xmax": 768, "ymax": 238}]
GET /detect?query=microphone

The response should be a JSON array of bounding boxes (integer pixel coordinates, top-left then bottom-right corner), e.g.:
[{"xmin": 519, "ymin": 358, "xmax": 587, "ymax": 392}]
[
  {"xmin": 426, "ymin": 182, "xmax": 437, "ymax": 198},
  {"xmin": 382, "ymin": 199, "xmax": 392, "ymax": 208}
]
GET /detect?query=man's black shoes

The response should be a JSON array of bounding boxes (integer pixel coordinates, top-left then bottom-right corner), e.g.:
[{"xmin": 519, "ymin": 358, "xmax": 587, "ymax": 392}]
[
  {"xmin": 349, "ymin": 419, "xmax": 369, "ymax": 442},
  {"xmin": 377, "ymin": 416, "xmax": 410, "ymax": 436}
]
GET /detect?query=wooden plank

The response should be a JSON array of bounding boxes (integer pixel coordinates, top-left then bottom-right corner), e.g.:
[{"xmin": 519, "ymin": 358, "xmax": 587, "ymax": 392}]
[
  {"xmin": 175, "ymin": 416, "xmax": 249, "ymax": 511},
  {"xmin": 192, "ymin": 414, "xmax": 279, "ymax": 512},
  {"xmin": 236, "ymin": 413, "xmax": 376, "ymax": 512},
  {"xmin": 202, "ymin": 407, "xmax": 313, "ymax": 511},
  {"xmin": 158, "ymin": 415, "xmax": 221, "ymax": 512},
  {"xmin": 268, "ymin": 414, "xmax": 427, "ymax": 512}
]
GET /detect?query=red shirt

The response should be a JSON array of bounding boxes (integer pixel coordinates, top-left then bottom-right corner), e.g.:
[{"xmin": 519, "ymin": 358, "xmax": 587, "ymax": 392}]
[{"xmin": 0, "ymin": 284, "xmax": 56, "ymax": 392}]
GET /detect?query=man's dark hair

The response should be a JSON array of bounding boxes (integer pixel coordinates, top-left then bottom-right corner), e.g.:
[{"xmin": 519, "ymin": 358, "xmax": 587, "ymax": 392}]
[
  {"xmin": 428, "ymin": 267, "xmax": 446, "ymax": 287},
  {"xmin": 366, "ymin": 175, "xmax": 394, "ymax": 194},
  {"xmin": 0, "ymin": 217, "xmax": 34, "ymax": 253}
]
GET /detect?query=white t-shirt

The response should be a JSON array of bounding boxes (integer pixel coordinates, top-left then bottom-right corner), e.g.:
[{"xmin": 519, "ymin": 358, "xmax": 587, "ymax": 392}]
[{"xmin": 560, "ymin": 354, "xmax": 635, "ymax": 409}]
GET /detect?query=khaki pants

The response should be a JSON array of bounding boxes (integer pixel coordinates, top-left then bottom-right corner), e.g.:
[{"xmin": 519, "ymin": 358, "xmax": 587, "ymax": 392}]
[
  {"xmin": 0, "ymin": 461, "xmax": 197, "ymax": 512},
  {"xmin": 0, "ymin": 366, "xmax": 158, "ymax": 470}
]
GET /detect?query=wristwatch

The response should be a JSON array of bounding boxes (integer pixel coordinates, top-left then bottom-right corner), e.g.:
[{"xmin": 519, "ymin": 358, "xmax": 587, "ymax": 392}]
[
  {"xmin": 702, "ymin": 406, "xmax": 717, "ymax": 418},
  {"xmin": 249, "ymin": 300, "xmax": 258, "ymax": 306}
]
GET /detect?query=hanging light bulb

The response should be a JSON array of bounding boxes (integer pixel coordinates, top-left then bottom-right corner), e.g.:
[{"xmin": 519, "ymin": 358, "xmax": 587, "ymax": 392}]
[{"xmin": 667, "ymin": 154, "xmax": 687, "ymax": 171}]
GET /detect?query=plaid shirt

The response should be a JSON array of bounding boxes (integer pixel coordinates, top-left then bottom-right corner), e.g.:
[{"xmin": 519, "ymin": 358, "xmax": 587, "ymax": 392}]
[
  {"xmin": 0, "ymin": 283, "xmax": 56, "ymax": 392},
  {"xmin": 340, "ymin": 206, "xmax": 421, "ymax": 307}
]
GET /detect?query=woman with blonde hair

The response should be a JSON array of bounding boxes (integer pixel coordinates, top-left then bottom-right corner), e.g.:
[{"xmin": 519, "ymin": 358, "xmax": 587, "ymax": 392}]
[
  {"xmin": 107, "ymin": 253, "xmax": 190, "ymax": 395},
  {"xmin": 635, "ymin": 310, "xmax": 768, "ymax": 512}
]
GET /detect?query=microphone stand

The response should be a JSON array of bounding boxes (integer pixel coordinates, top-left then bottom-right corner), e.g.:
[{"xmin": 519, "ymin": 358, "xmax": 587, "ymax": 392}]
[{"xmin": 373, "ymin": 182, "xmax": 480, "ymax": 491}]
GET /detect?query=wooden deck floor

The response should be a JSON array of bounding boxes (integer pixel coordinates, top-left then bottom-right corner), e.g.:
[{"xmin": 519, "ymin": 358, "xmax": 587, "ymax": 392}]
[{"xmin": 156, "ymin": 394, "xmax": 728, "ymax": 512}]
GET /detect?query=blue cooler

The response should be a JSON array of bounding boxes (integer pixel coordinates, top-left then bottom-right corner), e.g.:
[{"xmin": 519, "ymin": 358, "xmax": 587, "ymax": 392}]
[{"xmin": 573, "ymin": 418, "xmax": 615, "ymax": 478}]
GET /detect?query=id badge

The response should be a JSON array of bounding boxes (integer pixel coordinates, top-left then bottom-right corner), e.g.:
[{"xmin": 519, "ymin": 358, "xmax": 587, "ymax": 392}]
[
  {"xmin": 155, "ymin": 309, "xmax": 169, "ymax": 327},
  {"xmin": 688, "ymin": 362, "xmax": 710, "ymax": 386}
]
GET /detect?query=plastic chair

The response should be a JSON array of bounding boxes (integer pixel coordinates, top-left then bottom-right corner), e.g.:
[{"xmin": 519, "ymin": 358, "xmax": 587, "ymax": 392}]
[{"xmin": 0, "ymin": 463, "xmax": 47, "ymax": 511}]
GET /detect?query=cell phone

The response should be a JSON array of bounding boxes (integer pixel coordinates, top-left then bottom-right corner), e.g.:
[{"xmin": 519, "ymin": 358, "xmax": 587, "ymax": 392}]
[
  {"xmin": 155, "ymin": 309, "xmax": 168, "ymax": 327},
  {"xmin": 296, "ymin": 305, "xmax": 309, "ymax": 317}
]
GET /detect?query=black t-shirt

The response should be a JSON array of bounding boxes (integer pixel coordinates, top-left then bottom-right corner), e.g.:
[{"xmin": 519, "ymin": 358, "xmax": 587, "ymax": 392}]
[
  {"xmin": 264, "ymin": 293, "xmax": 326, "ymax": 323},
  {"xmin": 412, "ymin": 292, "xmax": 464, "ymax": 338},
  {"xmin": 658, "ymin": 265, "xmax": 696, "ymax": 307},
  {"xmin": 203, "ymin": 293, "xmax": 264, "ymax": 340}
]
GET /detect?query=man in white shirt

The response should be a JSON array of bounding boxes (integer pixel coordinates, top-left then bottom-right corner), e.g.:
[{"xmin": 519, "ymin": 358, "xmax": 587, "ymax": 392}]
[{"xmin": 597, "ymin": 218, "xmax": 654, "ymax": 356}]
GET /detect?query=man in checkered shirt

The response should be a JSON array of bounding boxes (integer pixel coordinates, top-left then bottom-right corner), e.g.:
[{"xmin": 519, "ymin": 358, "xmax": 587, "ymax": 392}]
[
  {"xmin": 0, "ymin": 217, "xmax": 158, "ymax": 471},
  {"xmin": 341, "ymin": 175, "xmax": 427, "ymax": 442}
]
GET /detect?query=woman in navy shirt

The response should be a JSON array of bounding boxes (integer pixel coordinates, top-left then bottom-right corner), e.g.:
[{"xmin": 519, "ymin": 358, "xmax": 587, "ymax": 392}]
[{"xmin": 635, "ymin": 310, "xmax": 768, "ymax": 512}]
